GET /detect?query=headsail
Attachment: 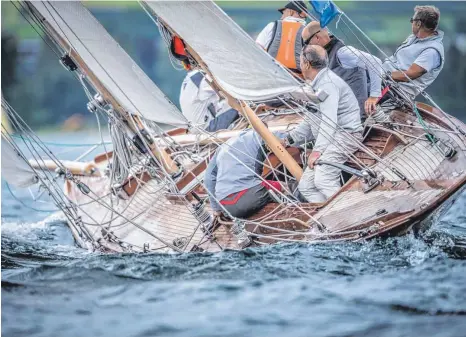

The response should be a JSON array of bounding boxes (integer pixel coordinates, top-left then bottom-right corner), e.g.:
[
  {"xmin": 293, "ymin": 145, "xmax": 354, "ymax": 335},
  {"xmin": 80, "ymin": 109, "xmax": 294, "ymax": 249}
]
[
  {"xmin": 27, "ymin": 1, "xmax": 187, "ymax": 127},
  {"xmin": 142, "ymin": 1, "xmax": 303, "ymax": 101},
  {"xmin": 1, "ymin": 136, "xmax": 37, "ymax": 188}
]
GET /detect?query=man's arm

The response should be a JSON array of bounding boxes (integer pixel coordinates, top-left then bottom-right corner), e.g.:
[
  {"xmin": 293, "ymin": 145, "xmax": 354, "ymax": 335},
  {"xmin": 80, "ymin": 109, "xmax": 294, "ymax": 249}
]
[
  {"xmin": 390, "ymin": 64, "xmax": 427, "ymax": 82},
  {"xmin": 204, "ymin": 151, "xmax": 221, "ymax": 212},
  {"xmin": 288, "ymin": 118, "xmax": 316, "ymax": 146},
  {"xmin": 338, "ymin": 46, "xmax": 384, "ymax": 97},
  {"xmin": 338, "ymin": 46, "xmax": 383, "ymax": 113},
  {"xmin": 255, "ymin": 22, "xmax": 275, "ymax": 50},
  {"xmin": 390, "ymin": 48, "xmax": 441, "ymax": 82}
]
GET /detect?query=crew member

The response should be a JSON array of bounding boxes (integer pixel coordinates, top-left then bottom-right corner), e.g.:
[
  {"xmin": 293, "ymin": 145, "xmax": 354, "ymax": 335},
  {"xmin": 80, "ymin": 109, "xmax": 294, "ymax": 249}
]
[
  {"xmin": 205, "ymin": 130, "xmax": 284, "ymax": 219},
  {"xmin": 180, "ymin": 69, "xmax": 240, "ymax": 133},
  {"xmin": 302, "ymin": 21, "xmax": 383, "ymax": 116},
  {"xmin": 256, "ymin": 1, "xmax": 308, "ymax": 73},
  {"xmin": 283, "ymin": 45, "xmax": 363, "ymax": 203},
  {"xmin": 383, "ymin": 5, "xmax": 444, "ymax": 100}
]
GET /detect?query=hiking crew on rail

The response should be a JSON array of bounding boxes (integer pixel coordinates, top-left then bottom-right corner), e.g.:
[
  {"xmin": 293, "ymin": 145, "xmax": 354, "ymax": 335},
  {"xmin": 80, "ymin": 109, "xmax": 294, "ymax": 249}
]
[{"xmin": 382, "ymin": 5, "xmax": 444, "ymax": 101}]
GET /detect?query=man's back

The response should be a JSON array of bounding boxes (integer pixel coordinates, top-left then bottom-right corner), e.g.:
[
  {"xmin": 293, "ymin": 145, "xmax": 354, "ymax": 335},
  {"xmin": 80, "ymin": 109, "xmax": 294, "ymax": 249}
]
[
  {"xmin": 214, "ymin": 130, "xmax": 265, "ymax": 201},
  {"xmin": 180, "ymin": 70, "xmax": 231, "ymax": 131},
  {"xmin": 313, "ymin": 68, "xmax": 362, "ymax": 130}
]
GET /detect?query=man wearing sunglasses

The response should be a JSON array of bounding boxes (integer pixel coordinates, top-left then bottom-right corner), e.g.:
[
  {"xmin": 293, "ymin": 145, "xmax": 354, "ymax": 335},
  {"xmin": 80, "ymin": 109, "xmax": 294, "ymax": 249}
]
[
  {"xmin": 382, "ymin": 5, "xmax": 444, "ymax": 100},
  {"xmin": 301, "ymin": 21, "xmax": 383, "ymax": 117},
  {"xmin": 256, "ymin": 1, "xmax": 308, "ymax": 74}
]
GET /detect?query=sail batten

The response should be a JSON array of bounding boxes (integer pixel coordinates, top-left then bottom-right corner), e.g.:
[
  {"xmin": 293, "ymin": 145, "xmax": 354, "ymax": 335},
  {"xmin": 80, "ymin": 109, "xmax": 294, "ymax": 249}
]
[
  {"xmin": 27, "ymin": 1, "xmax": 187, "ymax": 127},
  {"xmin": 143, "ymin": 1, "xmax": 303, "ymax": 101}
]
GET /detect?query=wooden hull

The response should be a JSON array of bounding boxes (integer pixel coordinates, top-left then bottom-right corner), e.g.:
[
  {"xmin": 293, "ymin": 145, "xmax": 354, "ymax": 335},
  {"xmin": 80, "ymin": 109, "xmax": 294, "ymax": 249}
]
[{"xmin": 62, "ymin": 104, "xmax": 466, "ymax": 253}]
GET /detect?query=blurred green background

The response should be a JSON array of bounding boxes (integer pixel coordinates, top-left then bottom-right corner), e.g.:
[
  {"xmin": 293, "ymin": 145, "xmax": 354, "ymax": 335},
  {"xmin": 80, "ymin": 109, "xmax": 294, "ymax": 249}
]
[{"xmin": 2, "ymin": 1, "xmax": 466, "ymax": 130}]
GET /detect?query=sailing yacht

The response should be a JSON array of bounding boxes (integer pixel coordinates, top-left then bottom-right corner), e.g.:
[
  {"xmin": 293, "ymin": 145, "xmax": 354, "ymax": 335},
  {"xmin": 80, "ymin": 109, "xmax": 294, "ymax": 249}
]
[{"xmin": 2, "ymin": 1, "xmax": 466, "ymax": 253}]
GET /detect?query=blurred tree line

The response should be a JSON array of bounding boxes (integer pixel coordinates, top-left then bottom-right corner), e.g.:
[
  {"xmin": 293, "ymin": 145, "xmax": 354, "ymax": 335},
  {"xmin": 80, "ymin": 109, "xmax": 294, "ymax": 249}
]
[{"xmin": 1, "ymin": 1, "xmax": 465, "ymax": 130}]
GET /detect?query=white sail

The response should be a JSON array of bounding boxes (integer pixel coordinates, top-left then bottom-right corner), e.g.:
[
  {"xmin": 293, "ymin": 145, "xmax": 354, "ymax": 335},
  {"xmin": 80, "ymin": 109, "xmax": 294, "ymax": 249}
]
[
  {"xmin": 143, "ymin": 1, "xmax": 303, "ymax": 101},
  {"xmin": 1, "ymin": 136, "xmax": 37, "ymax": 188},
  {"xmin": 28, "ymin": 1, "xmax": 187, "ymax": 127}
]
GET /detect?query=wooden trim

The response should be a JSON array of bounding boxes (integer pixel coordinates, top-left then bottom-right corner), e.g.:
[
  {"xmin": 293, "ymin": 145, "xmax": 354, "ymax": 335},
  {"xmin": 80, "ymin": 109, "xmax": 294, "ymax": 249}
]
[
  {"xmin": 122, "ymin": 171, "xmax": 152, "ymax": 197},
  {"xmin": 29, "ymin": 159, "xmax": 100, "ymax": 177}
]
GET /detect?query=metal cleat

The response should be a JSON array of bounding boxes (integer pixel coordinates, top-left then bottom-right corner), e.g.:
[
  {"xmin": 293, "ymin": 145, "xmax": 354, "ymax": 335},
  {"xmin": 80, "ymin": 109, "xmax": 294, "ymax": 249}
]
[{"xmin": 230, "ymin": 220, "xmax": 252, "ymax": 249}]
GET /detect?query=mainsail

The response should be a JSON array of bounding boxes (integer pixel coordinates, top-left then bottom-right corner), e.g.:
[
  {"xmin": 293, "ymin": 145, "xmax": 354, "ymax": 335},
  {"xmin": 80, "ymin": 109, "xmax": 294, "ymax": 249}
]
[
  {"xmin": 27, "ymin": 1, "xmax": 187, "ymax": 127},
  {"xmin": 142, "ymin": 1, "xmax": 303, "ymax": 101}
]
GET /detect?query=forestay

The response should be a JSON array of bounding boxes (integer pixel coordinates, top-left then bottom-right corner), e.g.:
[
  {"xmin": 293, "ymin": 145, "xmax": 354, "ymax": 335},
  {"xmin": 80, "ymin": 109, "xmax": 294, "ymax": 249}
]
[
  {"xmin": 143, "ymin": 1, "xmax": 303, "ymax": 101},
  {"xmin": 28, "ymin": 1, "xmax": 187, "ymax": 127}
]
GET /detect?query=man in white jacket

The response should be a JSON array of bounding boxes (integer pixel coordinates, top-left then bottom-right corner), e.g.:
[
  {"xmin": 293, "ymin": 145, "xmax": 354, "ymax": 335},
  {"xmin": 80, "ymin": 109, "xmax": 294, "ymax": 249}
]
[{"xmin": 180, "ymin": 69, "xmax": 239, "ymax": 133}]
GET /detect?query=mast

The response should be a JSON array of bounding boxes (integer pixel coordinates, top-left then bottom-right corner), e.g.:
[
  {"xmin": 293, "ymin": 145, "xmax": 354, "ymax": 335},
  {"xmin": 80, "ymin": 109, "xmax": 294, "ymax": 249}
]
[{"xmin": 25, "ymin": 1, "xmax": 179, "ymax": 175}]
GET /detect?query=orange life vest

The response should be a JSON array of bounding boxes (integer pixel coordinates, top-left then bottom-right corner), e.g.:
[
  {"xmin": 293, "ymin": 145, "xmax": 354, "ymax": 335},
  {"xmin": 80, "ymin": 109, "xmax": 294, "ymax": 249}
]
[{"xmin": 267, "ymin": 20, "xmax": 304, "ymax": 72}]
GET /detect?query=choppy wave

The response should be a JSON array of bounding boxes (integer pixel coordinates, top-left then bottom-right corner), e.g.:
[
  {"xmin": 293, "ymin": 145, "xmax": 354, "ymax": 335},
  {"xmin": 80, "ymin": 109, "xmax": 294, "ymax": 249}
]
[{"xmin": 1, "ymin": 191, "xmax": 466, "ymax": 337}]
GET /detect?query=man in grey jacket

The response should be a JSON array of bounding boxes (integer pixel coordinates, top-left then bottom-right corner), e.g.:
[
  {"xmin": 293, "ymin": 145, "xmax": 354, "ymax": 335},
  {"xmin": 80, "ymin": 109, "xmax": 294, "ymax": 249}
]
[
  {"xmin": 284, "ymin": 45, "xmax": 363, "ymax": 203},
  {"xmin": 205, "ymin": 129, "xmax": 284, "ymax": 219}
]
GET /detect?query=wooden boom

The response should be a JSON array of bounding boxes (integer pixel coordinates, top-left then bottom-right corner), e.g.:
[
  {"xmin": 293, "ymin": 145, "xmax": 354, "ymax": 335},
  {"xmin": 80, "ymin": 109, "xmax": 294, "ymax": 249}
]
[
  {"xmin": 29, "ymin": 159, "xmax": 100, "ymax": 177},
  {"xmin": 157, "ymin": 18, "xmax": 303, "ymax": 180}
]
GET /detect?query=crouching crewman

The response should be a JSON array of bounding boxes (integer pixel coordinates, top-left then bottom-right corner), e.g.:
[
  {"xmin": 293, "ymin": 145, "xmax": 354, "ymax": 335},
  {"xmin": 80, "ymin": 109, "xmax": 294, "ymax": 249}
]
[{"xmin": 283, "ymin": 45, "xmax": 363, "ymax": 203}]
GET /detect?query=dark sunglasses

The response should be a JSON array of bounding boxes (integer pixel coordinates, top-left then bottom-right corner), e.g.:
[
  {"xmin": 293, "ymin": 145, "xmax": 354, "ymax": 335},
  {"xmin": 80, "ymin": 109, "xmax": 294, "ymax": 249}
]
[
  {"xmin": 303, "ymin": 30, "xmax": 320, "ymax": 46},
  {"xmin": 410, "ymin": 17, "xmax": 421, "ymax": 23}
]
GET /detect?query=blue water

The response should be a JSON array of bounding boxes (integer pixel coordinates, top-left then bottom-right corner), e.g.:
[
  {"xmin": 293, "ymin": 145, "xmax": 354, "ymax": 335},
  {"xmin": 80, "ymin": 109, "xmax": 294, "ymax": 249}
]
[{"xmin": 2, "ymin": 137, "xmax": 466, "ymax": 336}]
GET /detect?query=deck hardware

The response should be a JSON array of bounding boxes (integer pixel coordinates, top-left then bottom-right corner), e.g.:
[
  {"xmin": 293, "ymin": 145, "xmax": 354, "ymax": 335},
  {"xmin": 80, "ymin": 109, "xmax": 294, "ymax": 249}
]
[
  {"xmin": 230, "ymin": 220, "xmax": 252, "ymax": 249},
  {"xmin": 173, "ymin": 237, "xmax": 187, "ymax": 249},
  {"xmin": 60, "ymin": 54, "xmax": 77, "ymax": 72},
  {"xmin": 420, "ymin": 202, "xmax": 429, "ymax": 210},
  {"xmin": 434, "ymin": 138, "xmax": 457, "ymax": 159},
  {"xmin": 143, "ymin": 242, "xmax": 150, "ymax": 252},
  {"xmin": 190, "ymin": 245, "xmax": 204, "ymax": 252},
  {"xmin": 376, "ymin": 209, "xmax": 388, "ymax": 216},
  {"xmin": 192, "ymin": 193, "xmax": 214, "ymax": 236},
  {"xmin": 391, "ymin": 167, "xmax": 413, "ymax": 188},
  {"xmin": 105, "ymin": 231, "xmax": 118, "ymax": 242},
  {"xmin": 358, "ymin": 224, "xmax": 380, "ymax": 237},
  {"xmin": 361, "ymin": 170, "xmax": 383, "ymax": 193},
  {"xmin": 87, "ymin": 94, "xmax": 106, "ymax": 113},
  {"xmin": 315, "ymin": 160, "xmax": 382, "ymax": 193}
]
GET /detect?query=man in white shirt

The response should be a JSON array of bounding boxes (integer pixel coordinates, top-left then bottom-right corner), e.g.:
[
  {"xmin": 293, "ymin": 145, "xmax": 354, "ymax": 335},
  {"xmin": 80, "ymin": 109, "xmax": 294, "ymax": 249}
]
[
  {"xmin": 256, "ymin": 1, "xmax": 308, "ymax": 73},
  {"xmin": 179, "ymin": 70, "xmax": 239, "ymax": 133},
  {"xmin": 302, "ymin": 21, "xmax": 383, "ymax": 116}
]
